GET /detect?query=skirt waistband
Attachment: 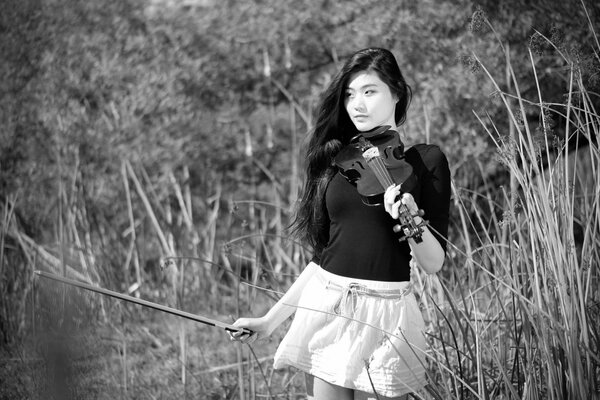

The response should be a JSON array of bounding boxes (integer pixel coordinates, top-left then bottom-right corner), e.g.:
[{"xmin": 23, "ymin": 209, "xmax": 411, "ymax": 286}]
[
  {"xmin": 316, "ymin": 266, "xmax": 412, "ymax": 293},
  {"xmin": 315, "ymin": 267, "xmax": 412, "ymax": 317}
]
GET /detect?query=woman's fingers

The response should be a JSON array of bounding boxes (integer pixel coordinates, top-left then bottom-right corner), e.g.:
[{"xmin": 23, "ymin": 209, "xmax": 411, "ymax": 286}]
[
  {"xmin": 229, "ymin": 329, "xmax": 258, "ymax": 344},
  {"xmin": 228, "ymin": 318, "xmax": 260, "ymax": 344},
  {"xmin": 401, "ymin": 193, "xmax": 418, "ymax": 214},
  {"xmin": 243, "ymin": 331, "xmax": 259, "ymax": 344},
  {"xmin": 384, "ymin": 184, "xmax": 402, "ymax": 214},
  {"xmin": 391, "ymin": 200, "xmax": 401, "ymax": 219},
  {"xmin": 389, "ymin": 193, "xmax": 419, "ymax": 220}
]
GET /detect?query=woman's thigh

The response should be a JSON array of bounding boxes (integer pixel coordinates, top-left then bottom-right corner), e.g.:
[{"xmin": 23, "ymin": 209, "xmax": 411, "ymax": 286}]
[
  {"xmin": 305, "ymin": 374, "xmax": 353, "ymax": 400},
  {"xmin": 305, "ymin": 374, "xmax": 409, "ymax": 400},
  {"xmin": 353, "ymin": 389, "xmax": 409, "ymax": 400}
]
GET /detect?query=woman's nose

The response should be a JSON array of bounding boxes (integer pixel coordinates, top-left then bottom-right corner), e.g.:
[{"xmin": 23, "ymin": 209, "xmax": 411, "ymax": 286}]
[{"xmin": 352, "ymin": 96, "xmax": 365, "ymax": 112}]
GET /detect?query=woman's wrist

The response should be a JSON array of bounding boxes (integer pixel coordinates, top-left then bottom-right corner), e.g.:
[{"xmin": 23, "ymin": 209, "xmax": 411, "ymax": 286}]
[
  {"xmin": 263, "ymin": 302, "xmax": 295, "ymax": 334},
  {"xmin": 255, "ymin": 315, "xmax": 272, "ymax": 335}
]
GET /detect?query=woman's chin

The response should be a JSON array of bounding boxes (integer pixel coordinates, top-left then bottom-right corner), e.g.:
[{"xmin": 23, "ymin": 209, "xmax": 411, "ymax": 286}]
[{"xmin": 354, "ymin": 123, "xmax": 376, "ymax": 132}]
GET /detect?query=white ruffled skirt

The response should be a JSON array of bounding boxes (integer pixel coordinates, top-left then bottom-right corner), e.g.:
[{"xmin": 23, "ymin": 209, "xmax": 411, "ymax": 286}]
[{"xmin": 273, "ymin": 267, "xmax": 428, "ymax": 398}]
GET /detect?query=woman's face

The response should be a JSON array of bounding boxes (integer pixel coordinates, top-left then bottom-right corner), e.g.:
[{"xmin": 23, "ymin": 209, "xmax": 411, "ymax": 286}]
[{"xmin": 344, "ymin": 71, "xmax": 398, "ymax": 132}]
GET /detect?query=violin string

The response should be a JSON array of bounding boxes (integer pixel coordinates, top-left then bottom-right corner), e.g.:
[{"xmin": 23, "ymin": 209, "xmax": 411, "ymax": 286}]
[
  {"xmin": 362, "ymin": 148, "xmax": 420, "ymax": 238},
  {"xmin": 367, "ymin": 156, "xmax": 413, "ymax": 221},
  {"xmin": 368, "ymin": 157, "xmax": 395, "ymax": 188}
]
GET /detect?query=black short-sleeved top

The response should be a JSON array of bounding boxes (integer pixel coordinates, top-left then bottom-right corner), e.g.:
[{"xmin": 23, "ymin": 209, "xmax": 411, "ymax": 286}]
[{"xmin": 314, "ymin": 144, "xmax": 451, "ymax": 282}]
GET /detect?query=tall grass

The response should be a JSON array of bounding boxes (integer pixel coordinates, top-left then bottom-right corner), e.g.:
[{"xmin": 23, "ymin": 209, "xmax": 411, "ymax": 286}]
[
  {"xmin": 419, "ymin": 19, "xmax": 600, "ymax": 400},
  {"xmin": 220, "ymin": 23, "xmax": 600, "ymax": 398},
  {"xmin": 3, "ymin": 8, "xmax": 599, "ymax": 400}
]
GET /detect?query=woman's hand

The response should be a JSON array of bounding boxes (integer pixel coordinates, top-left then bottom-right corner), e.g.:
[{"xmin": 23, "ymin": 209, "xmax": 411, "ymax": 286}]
[
  {"xmin": 384, "ymin": 185, "xmax": 444, "ymax": 273},
  {"xmin": 384, "ymin": 184, "xmax": 419, "ymax": 220},
  {"xmin": 229, "ymin": 262, "xmax": 320, "ymax": 345},
  {"xmin": 229, "ymin": 316, "xmax": 273, "ymax": 345}
]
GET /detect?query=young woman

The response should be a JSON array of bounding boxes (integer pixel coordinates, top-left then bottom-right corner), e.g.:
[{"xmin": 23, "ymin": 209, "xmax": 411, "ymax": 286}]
[{"xmin": 231, "ymin": 48, "xmax": 451, "ymax": 400}]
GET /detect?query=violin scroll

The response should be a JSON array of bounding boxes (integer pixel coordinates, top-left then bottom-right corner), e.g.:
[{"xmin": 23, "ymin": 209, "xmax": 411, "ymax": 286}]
[{"xmin": 396, "ymin": 207, "xmax": 427, "ymax": 243}]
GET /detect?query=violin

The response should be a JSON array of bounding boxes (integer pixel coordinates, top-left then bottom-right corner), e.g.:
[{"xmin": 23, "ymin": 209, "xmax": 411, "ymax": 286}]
[{"xmin": 333, "ymin": 126, "xmax": 426, "ymax": 243}]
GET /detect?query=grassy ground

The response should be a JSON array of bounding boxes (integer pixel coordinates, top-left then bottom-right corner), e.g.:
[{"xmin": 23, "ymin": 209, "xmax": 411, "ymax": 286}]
[
  {"xmin": 2, "ymin": 10, "xmax": 599, "ymax": 400},
  {"xmin": 1, "ymin": 284, "xmax": 308, "ymax": 399}
]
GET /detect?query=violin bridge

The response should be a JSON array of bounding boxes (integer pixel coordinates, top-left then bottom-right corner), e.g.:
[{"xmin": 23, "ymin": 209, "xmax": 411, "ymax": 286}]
[{"xmin": 362, "ymin": 147, "xmax": 380, "ymax": 161}]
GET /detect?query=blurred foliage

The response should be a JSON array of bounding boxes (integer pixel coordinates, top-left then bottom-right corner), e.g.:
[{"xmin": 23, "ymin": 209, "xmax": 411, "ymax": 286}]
[
  {"xmin": 1, "ymin": 0, "xmax": 599, "ymax": 346},
  {"xmin": 1, "ymin": 0, "xmax": 599, "ymax": 398}
]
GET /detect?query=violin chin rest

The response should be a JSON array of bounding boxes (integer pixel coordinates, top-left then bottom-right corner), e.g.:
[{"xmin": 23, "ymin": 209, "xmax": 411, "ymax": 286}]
[{"xmin": 359, "ymin": 125, "xmax": 392, "ymax": 139}]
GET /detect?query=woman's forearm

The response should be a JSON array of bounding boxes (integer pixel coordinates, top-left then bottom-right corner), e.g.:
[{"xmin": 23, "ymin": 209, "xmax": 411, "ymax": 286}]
[
  {"xmin": 231, "ymin": 261, "xmax": 319, "ymax": 339},
  {"xmin": 407, "ymin": 220, "xmax": 445, "ymax": 274},
  {"xmin": 262, "ymin": 261, "xmax": 319, "ymax": 332},
  {"xmin": 384, "ymin": 187, "xmax": 445, "ymax": 274}
]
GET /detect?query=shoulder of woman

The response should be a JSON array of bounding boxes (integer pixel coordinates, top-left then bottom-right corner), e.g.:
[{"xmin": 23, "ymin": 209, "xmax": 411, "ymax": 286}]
[{"xmin": 406, "ymin": 143, "xmax": 448, "ymax": 165}]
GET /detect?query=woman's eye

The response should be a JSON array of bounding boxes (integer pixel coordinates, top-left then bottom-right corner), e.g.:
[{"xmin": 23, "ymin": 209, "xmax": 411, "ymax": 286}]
[{"xmin": 365, "ymin": 90, "xmax": 375, "ymax": 95}]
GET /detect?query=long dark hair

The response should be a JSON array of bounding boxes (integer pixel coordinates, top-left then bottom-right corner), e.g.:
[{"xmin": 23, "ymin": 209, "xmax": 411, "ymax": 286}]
[{"xmin": 291, "ymin": 48, "xmax": 412, "ymax": 257}]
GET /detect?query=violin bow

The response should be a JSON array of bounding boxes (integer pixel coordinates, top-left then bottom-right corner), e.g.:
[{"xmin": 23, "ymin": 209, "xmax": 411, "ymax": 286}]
[{"xmin": 35, "ymin": 270, "xmax": 253, "ymax": 335}]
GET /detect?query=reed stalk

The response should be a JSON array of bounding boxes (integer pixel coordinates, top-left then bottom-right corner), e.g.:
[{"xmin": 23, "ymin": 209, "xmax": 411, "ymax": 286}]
[{"xmin": 422, "ymin": 17, "xmax": 600, "ymax": 398}]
